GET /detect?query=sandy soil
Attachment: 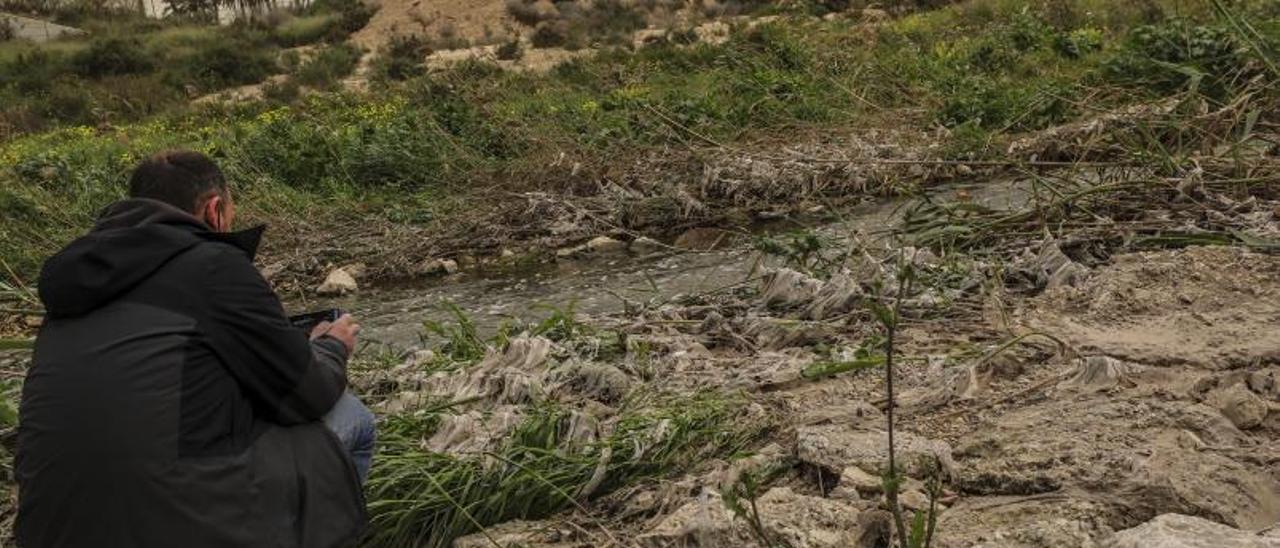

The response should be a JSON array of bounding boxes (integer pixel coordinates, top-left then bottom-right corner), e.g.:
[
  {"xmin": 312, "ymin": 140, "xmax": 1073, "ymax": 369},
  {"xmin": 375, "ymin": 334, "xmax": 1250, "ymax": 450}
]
[
  {"xmin": 1026, "ymin": 246, "xmax": 1280, "ymax": 368},
  {"xmin": 351, "ymin": 0, "xmax": 516, "ymax": 50}
]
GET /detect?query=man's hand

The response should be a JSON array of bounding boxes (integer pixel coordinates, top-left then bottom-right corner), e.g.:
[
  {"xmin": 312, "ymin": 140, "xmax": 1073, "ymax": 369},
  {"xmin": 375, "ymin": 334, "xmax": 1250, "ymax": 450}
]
[{"xmin": 310, "ymin": 313, "xmax": 361, "ymax": 354}]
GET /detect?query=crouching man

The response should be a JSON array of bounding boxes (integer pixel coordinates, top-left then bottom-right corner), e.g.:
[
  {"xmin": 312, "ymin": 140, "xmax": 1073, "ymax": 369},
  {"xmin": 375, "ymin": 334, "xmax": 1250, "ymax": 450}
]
[{"xmin": 16, "ymin": 150, "xmax": 375, "ymax": 547}]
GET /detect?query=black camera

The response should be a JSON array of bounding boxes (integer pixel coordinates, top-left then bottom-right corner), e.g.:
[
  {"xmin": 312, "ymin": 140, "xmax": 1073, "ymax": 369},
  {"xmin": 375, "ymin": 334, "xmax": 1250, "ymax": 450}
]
[{"xmin": 288, "ymin": 309, "xmax": 344, "ymax": 332}]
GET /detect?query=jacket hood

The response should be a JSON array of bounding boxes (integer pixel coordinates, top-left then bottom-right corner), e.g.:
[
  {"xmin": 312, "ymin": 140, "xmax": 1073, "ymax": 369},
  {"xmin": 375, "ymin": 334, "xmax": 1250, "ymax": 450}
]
[{"xmin": 38, "ymin": 198, "xmax": 265, "ymax": 318}]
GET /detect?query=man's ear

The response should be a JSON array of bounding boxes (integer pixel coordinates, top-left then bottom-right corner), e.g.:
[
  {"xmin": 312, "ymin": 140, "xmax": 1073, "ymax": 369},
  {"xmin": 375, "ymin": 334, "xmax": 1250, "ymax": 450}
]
[{"xmin": 201, "ymin": 195, "xmax": 223, "ymax": 231}]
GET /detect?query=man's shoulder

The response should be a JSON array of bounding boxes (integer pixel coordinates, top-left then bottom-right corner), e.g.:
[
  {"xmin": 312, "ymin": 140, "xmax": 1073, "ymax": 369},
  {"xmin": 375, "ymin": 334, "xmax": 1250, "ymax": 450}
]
[{"xmin": 166, "ymin": 238, "xmax": 259, "ymax": 280}]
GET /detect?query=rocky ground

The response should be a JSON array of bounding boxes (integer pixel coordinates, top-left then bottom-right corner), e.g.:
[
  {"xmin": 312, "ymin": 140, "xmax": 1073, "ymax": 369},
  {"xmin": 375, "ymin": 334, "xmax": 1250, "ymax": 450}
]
[{"xmin": 345, "ymin": 180, "xmax": 1280, "ymax": 546}]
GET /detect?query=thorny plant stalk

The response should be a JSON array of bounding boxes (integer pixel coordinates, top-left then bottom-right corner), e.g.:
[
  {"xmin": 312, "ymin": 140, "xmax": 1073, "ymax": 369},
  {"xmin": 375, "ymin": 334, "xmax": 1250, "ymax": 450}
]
[
  {"xmin": 924, "ymin": 459, "xmax": 942, "ymax": 547},
  {"xmin": 875, "ymin": 247, "xmax": 917, "ymax": 548},
  {"xmin": 722, "ymin": 468, "xmax": 788, "ymax": 548}
]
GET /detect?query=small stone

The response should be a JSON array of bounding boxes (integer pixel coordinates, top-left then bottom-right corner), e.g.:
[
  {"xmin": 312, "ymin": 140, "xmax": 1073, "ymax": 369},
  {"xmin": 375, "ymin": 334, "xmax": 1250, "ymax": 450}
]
[
  {"xmin": 1206, "ymin": 383, "xmax": 1268, "ymax": 430},
  {"xmin": 899, "ymin": 489, "xmax": 929, "ymax": 511},
  {"xmin": 838, "ymin": 466, "xmax": 883, "ymax": 496},
  {"xmin": 555, "ymin": 246, "xmax": 583, "ymax": 259},
  {"xmin": 398, "ymin": 349, "xmax": 436, "ymax": 370},
  {"xmin": 416, "ymin": 258, "xmax": 459, "ymax": 275},
  {"xmin": 629, "ymin": 236, "xmax": 664, "ymax": 255},
  {"xmin": 316, "ymin": 268, "xmax": 357, "ymax": 296},
  {"xmin": 1247, "ymin": 370, "xmax": 1278, "ymax": 400},
  {"xmin": 829, "ymin": 482, "xmax": 861, "ymax": 501},
  {"xmin": 259, "ymin": 263, "xmax": 285, "ymax": 281},
  {"xmin": 674, "ymin": 227, "xmax": 736, "ymax": 251},
  {"xmin": 500, "ymin": 248, "xmax": 516, "ymax": 259},
  {"xmin": 796, "ymin": 424, "xmax": 956, "ymax": 480},
  {"xmin": 586, "ymin": 235, "xmax": 627, "ymax": 254},
  {"xmin": 340, "ymin": 262, "xmax": 367, "ymax": 279}
]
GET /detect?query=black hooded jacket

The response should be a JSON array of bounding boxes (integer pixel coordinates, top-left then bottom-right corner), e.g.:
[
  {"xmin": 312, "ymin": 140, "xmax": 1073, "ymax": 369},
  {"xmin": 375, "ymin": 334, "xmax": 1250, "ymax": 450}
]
[{"xmin": 16, "ymin": 199, "xmax": 367, "ymax": 547}]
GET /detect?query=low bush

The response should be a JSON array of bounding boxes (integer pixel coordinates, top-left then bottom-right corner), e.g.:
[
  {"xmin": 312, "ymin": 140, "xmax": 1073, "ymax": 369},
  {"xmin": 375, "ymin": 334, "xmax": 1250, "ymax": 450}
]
[
  {"xmin": 0, "ymin": 49, "xmax": 71, "ymax": 93},
  {"xmin": 1105, "ymin": 20, "xmax": 1251, "ymax": 98},
  {"xmin": 293, "ymin": 43, "xmax": 361, "ymax": 88},
  {"xmin": 530, "ymin": 20, "xmax": 569, "ymax": 48},
  {"xmin": 371, "ymin": 35, "xmax": 428, "ymax": 82},
  {"xmin": 72, "ymin": 36, "xmax": 153, "ymax": 78},
  {"xmin": 495, "ymin": 37, "xmax": 523, "ymax": 60},
  {"xmin": 513, "ymin": 0, "xmax": 649, "ymax": 49},
  {"xmin": 0, "ymin": 106, "xmax": 47, "ymax": 140},
  {"xmin": 41, "ymin": 78, "xmax": 94, "ymax": 124},
  {"xmin": 273, "ymin": 13, "xmax": 342, "ymax": 47},
  {"xmin": 505, "ymin": 0, "xmax": 556, "ymax": 26},
  {"xmin": 0, "ymin": 17, "xmax": 15, "ymax": 42},
  {"xmin": 163, "ymin": 34, "xmax": 277, "ymax": 91},
  {"xmin": 1053, "ymin": 27, "xmax": 1104, "ymax": 59},
  {"xmin": 261, "ymin": 78, "xmax": 301, "ymax": 103},
  {"xmin": 317, "ymin": 0, "xmax": 375, "ymax": 36},
  {"xmin": 92, "ymin": 74, "xmax": 186, "ymax": 119}
]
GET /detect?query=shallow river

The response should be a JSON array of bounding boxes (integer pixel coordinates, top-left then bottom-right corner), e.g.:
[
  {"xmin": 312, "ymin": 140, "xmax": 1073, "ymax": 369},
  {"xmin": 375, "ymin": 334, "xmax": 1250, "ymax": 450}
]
[{"xmin": 305, "ymin": 179, "xmax": 1035, "ymax": 348}]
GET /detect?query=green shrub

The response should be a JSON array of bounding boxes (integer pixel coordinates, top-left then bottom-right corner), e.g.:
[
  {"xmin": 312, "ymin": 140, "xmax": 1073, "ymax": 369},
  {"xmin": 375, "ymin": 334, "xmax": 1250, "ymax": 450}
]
[
  {"xmin": 1053, "ymin": 27, "xmax": 1104, "ymax": 59},
  {"xmin": 518, "ymin": 0, "xmax": 648, "ymax": 50},
  {"xmin": 42, "ymin": 78, "xmax": 95, "ymax": 124},
  {"xmin": 294, "ymin": 43, "xmax": 361, "ymax": 88},
  {"xmin": 261, "ymin": 78, "xmax": 301, "ymax": 103},
  {"xmin": 280, "ymin": 49, "xmax": 302, "ymax": 72},
  {"xmin": 505, "ymin": 0, "xmax": 555, "ymax": 26},
  {"xmin": 740, "ymin": 23, "xmax": 815, "ymax": 71},
  {"xmin": 223, "ymin": 95, "xmax": 490, "ymax": 192},
  {"xmin": 164, "ymin": 37, "xmax": 277, "ymax": 91},
  {"xmin": 936, "ymin": 75, "xmax": 1075, "ymax": 131},
  {"xmin": 1106, "ymin": 20, "xmax": 1247, "ymax": 97},
  {"xmin": 530, "ymin": 20, "xmax": 569, "ymax": 48},
  {"xmin": 0, "ymin": 106, "xmax": 47, "ymax": 140},
  {"xmin": 0, "ymin": 49, "xmax": 73, "ymax": 93},
  {"xmin": 140, "ymin": 25, "xmax": 221, "ymax": 52},
  {"xmin": 371, "ymin": 35, "xmax": 428, "ymax": 82},
  {"xmin": 273, "ymin": 13, "xmax": 342, "ymax": 47},
  {"xmin": 1005, "ymin": 12, "xmax": 1052, "ymax": 51},
  {"xmin": 408, "ymin": 79, "xmax": 512, "ymax": 158},
  {"xmin": 495, "ymin": 37, "xmax": 523, "ymax": 61},
  {"xmin": 964, "ymin": 38, "xmax": 1020, "ymax": 72},
  {"xmin": 319, "ymin": 0, "xmax": 375, "ymax": 35},
  {"xmin": 72, "ymin": 37, "xmax": 153, "ymax": 77},
  {"xmin": 941, "ymin": 121, "xmax": 995, "ymax": 160},
  {"xmin": 0, "ymin": 17, "xmax": 15, "ymax": 42},
  {"xmin": 92, "ymin": 74, "xmax": 185, "ymax": 119}
]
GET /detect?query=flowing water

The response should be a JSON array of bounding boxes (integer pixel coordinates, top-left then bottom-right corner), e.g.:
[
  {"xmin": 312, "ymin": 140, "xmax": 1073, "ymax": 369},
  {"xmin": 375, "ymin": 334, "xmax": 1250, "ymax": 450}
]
[{"xmin": 308, "ymin": 179, "xmax": 1036, "ymax": 347}]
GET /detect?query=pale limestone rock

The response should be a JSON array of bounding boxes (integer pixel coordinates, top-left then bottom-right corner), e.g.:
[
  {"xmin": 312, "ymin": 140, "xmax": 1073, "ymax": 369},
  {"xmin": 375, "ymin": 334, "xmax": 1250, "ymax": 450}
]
[
  {"xmin": 586, "ymin": 235, "xmax": 627, "ymax": 254},
  {"xmin": 638, "ymin": 487, "xmax": 889, "ymax": 548},
  {"xmin": 316, "ymin": 268, "xmax": 357, "ymax": 296},
  {"xmin": 1107, "ymin": 514, "xmax": 1280, "ymax": 548},
  {"xmin": 796, "ymin": 424, "xmax": 955, "ymax": 479},
  {"xmin": 1207, "ymin": 383, "xmax": 1268, "ymax": 430},
  {"xmin": 630, "ymin": 236, "xmax": 665, "ymax": 255}
]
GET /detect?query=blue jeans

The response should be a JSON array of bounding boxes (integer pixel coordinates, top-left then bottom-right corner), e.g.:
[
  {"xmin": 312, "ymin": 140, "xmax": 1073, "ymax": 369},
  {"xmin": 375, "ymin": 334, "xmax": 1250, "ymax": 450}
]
[{"xmin": 323, "ymin": 392, "xmax": 376, "ymax": 485}]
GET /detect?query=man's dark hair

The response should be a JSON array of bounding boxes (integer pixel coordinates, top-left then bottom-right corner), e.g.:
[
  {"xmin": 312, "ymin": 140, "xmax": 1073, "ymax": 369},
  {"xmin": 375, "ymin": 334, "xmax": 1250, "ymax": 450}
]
[{"xmin": 128, "ymin": 150, "xmax": 227, "ymax": 213}]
